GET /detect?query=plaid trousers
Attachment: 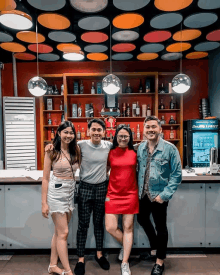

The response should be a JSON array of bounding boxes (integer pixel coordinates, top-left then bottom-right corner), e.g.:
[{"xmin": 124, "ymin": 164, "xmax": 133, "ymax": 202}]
[{"xmin": 76, "ymin": 180, "xmax": 108, "ymax": 257}]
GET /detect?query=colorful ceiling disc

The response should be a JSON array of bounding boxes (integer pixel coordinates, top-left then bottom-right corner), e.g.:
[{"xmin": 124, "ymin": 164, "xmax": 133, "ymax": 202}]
[
  {"xmin": 137, "ymin": 53, "xmax": 158, "ymax": 60},
  {"xmin": 70, "ymin": 0, "xmax": 108, "ymax": 13},
  {"xmin": 161, "ymin": 52, "xmax": 182, "ymax": 60},
  {"xmin": 112, "ymin": 53, "xmax": 133, "ymax": 60},
  {"xmin": 113, "ymin": 0, "xmax": 150, "ymax": 11},
  {"xmin": 113, "ymin": 13, "xmax": 144, "ymax": 29},
  {"xmin": 166, "ymin": 42, "xmax": 191, "ymax": 52},
  {"xmin": 0, "ymin": 31, "xmax": 13, "ymax": 42},
  {"xmin": 173, "ymin": 29, "xmax": 201, "ymax": 41},
  {"xmin": 112, "ymin": 43, "xmax": 136, "ymax": 52},
  {"xmin": 28, "ymin": 44, "xmax": 53, "ymax": 53},
  {"xmin": 198, "ymin": 0, "xmax": 220, "ymax": 10},
  {"xmin": 57, "ymin": 43, "xmax": 81, "ymax": 52},
  {"xmin": 140, "ymin": 43, "xmax": 164, "ymax": 53},
  {"xmin": 112, "ymin": 28, "xmax": 139, "ymax": 41},
  {"xmin": 87, "ymin": 53, "xmax": 108, "ymax": 61},
  {"xmin": 207, "ymin": 30, "xmax": 220, "ymax": 41},
  {"xmin": 84, "ymin": 44, "xmax": 108, "ymax": 53},
  {"xmin": 14, "ymin": 53, "xmax": 36, "ymax": 60},
  {"xmin": 154, "ymin": 0, "xmax": 193, "ymax": 11},
  {"xmin": 78, "ymin": 16, "xmax": 109, "ymax": 31},
  {"xmin": 194, "ymin": 41, "xmax": 220, "ymax": 51},
  {"xmin": 186, "ymin": 51, "xmax": 208, "ymax": 59},
  {"xmin": 184, "ymin": 13, "xmax": 218, "ymax": 28},
  {"xmin": 48, "ymin": 31, "xmax": 76, "ymax": 42},
  {"xmin": 0, "ymin": 0, "xmax": 16, "ymax": 11},
  {"xmin": 144, "ymin": 30, "xmax": 171, "ymax": 42},
  {"xmin": 150, "ymin": 13, "xmax": 183, "ymax": 29},
  {"xmin": 27, "ymin": 0, "xmax": 66, "ymax": 11},
  {"xmin": 81, "ymin": 32, "xmax": 108, "ymax": 43},
  {"xmin": 38, "ymin": 13, "xmax": 70, "ymax": 30},
  {"xmin": 39, "ymin": 53, "xmax": 60, "ymax": 61},
  {"xmin": 0, "ymin": 42, "xmax": 26, "ymax": 52},
  {"xmin": 16, "ymin": 31, "xmax": 45, "ymax": 43}
]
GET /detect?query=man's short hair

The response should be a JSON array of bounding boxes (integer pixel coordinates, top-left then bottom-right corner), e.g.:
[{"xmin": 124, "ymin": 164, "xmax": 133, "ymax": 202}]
[
  {"xmin": 144, "ymin": 116, "xmax": 161, "ymax": 127},
  {"xmin": 88, "ymin": 118, "xmax": 106, "ymax": 130}
]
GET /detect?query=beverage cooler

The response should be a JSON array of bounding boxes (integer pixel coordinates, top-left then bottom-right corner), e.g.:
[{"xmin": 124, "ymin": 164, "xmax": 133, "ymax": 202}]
[{"xmin": 184, "ymin": 119, "xmax": 220, "ymax": 168}]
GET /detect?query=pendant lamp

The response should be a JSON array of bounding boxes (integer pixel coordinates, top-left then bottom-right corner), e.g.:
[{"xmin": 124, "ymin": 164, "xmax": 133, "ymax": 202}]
[{"xmin": 62, "ymin": 40, "xmax": 85, "ymax": 61}]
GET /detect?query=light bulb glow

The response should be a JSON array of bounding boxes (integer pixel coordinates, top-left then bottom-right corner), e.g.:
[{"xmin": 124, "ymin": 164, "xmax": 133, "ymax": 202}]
[
  {"xmin": 28, "ymin": 76, "xmax": 47, "ymax": 97},
  {"xmin": 102, "ymin": 74, "xmax": 121, "ymax": 95},
  {"xmin": 171, "ymin": 73, "xmax": 191, "ymax": 94},
  {"xmin": 63, "ymin": 51, "xmax": 84, "ymax": 61},
  {"xmin": 0, "ymin": 12, "xmax": 32, "ymax": 30}
]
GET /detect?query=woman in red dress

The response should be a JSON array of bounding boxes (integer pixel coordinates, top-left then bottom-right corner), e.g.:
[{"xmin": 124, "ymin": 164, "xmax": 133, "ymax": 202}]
[{"xmin": 105, "ymin": 124, "xmax": 139, "ymax": 275}]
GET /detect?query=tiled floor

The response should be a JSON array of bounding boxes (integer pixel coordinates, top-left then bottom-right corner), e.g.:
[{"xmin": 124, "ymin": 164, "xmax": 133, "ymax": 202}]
[{"xmin": 0, "ymin": 253, "xmax": 220, "ymax": 275}]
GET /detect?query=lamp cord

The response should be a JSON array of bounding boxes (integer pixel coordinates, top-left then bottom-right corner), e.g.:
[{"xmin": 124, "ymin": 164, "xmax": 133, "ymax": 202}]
[
  {"xmin": 35, "ymin": 21, "xmax": 39, "ymax": 76},
  {"xmin": 180, "ymin": 22, "xmax": 182, "ymax": 74},
  {"xmin": 110, "ymin": 23, "xmax": 112, "ymax": 75}
]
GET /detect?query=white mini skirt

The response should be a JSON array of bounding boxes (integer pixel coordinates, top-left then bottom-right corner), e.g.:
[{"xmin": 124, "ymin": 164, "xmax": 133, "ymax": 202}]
[{"xmin": 47, "ymin": 174, "xmax": 76, "ymax": 215}]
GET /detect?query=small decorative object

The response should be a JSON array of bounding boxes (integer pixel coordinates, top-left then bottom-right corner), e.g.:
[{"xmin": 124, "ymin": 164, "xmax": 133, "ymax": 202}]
[
  {"xmin": 47, "ymin": 86, "xmax": 53, "ymax": 95},
  {"xmin": 104, "ymin": 116, "xmax": 116, "ymax": 140},
  {"xmin": 53, "ymin": 84, "xmax": 59, "ymax": 95}
]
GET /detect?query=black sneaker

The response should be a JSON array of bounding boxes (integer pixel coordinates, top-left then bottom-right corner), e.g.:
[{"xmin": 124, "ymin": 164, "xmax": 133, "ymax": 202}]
[
  {"xmin": 151, "ymin": 263, "xmax": 164, "ymax": 275},
  {"xmin": 74, "ymin": 262, "xmax": 85, "ymax": 275},
  {"xmin": 95, "ymin": 255, "xmax": 110, "ymax": 270},
  {"xmin": 139, "ymin": 252, "xmax": 157, "ymax": 262}
]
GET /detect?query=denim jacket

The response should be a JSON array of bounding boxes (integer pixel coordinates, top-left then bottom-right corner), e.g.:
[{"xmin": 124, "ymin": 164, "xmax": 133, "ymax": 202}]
[{"xmin": 137, "ymin": 138, "xmax": 182, "ymax": 201}]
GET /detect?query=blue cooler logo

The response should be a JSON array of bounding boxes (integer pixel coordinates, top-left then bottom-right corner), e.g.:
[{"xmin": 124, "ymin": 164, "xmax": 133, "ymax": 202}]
[{"xmin": 192, "ymin": 120, "xmax": 218, "ymax": 130}]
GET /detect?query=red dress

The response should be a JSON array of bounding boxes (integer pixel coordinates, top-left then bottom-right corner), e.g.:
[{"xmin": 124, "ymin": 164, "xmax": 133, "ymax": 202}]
[{"xmin": 105, "ymin": 147, "xmax": 139, "ymax": 214}]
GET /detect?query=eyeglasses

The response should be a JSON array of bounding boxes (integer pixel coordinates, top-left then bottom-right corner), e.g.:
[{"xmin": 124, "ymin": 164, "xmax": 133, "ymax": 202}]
[{"xmin": 117, "ymin": 135, "xmax": 130, "ymax": 140}]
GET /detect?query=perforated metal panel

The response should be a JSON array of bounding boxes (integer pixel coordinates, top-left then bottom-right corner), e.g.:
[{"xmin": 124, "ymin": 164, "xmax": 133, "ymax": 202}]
[{"xmin": 3, "ymin": 97, "xmax": 37, "ymax": 170}]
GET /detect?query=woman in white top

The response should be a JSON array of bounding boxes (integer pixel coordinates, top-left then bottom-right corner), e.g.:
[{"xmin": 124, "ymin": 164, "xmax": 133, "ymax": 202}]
[{"xmin": 42, "ymin": 121, "xmax": 80, "ymax": 275}]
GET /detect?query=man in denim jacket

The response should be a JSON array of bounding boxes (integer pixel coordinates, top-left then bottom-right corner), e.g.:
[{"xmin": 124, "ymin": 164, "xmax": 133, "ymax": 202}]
[{"xmin": 137, "ymin": 116, "xmax": 182, "ymax": 275}]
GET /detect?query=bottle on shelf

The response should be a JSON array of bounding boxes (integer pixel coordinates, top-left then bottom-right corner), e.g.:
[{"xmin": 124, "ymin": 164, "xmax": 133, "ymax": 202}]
[
  {"xmin": 132, "ymin": 128, "xmax": 135, "ymax": 140},
  {"xmin": 77, "ymin": 125, "xmax": 81, "ymax": 140},
  {"xmin": 47, "ymin": 98, "xmax": 53, "ymax": 110},
  {"xmin": 74, "ymin": 81, "xmax": 79, "ymax": 94},
  {"xmin": 53, "ymin": 84, "xmax": 59, "ymax": 95},
  {"xmin": 80, "ymin": 80, "xmax": 84, "ymax": 94},
  {"xmin": 170, "ymin": 96, "xmax": 176, "ymax": 109},
  {"xmin": 61, "ymin": 112, "xmax": 65, "ymax": 122},
  {"xmin": 142, "ymin": 104, "xmax": 147, "ymax": 117},
  {"xmin": 72, "ymin": 104, "xmax": 77, "ymax": 117},
  {"xmin": 132, "ymin": 102, "xmax": 136, "ymax": 117},
  {"xmin": 101, "ymin": 104, "xmax": 105, "ymax": 116},
  {"xmin": 159, "ymin": 83, "xmax": 166, "ymax": 94},
  {"xmin": 122, "ymin": 103, "xmax": 126, "ymax": 117},
  {"xmin": 91, "ymin": 82, "xmax": 95, "ymax": 94},
  {"xmin": 60, "ymin": 100, "xmax": 63, "ymax": 111},
  {"xmin": 78, "ymin": 103, "xmax": 82, "ymax": 117},
  {"xmin": 170, "ymin": 127, "xmax": 174, "ymax": 139},
  {"xmin": 160, "ymin": 115, "xmax": 166, "ymax": 125},
  {"xmin": 139, "ymin": 79, "xmax": 143, "ymax": 93},
  {"xmin": 51, "ymin": 128, "xmax": 55, "ymax": 141},
  {"xmin": 125, "ymin": 82, "xmax": 133, "ymax": 93},
  {"xmin": 90, "ymin": 103, "xmax": 94, "ymax": 117},
  {"xmin": 61, "ymin": 84, "xmax": 64, "ymax": 95},
  {"xmin": 48, "ymin": 113, "xmax": 52, "ymax": 125},
  {"xmin": 169, "ymin": 115, "xmax": 176, "ymax": 124},
  {"xmin": 81, "ymin": 127, "xmax": 85, "ymax": 140},
  {"xmin": 126, "ymin": 103, "xmax": 131, "ymax": 117},
  {"xmin": 117, "ymin": 103, "xmax": 120, "ymax": 117},
  {"xmin": 97, "ymin": 82, "xmax": 102, "ymax": 94},
  {"xmin": 136, "ymin": 124, "xmax": 141, "ymax": 141},
  {"xmin": 136, "ymin": 101, "xmax": 140, "ymax": 117},
  {"xmin": 159, "ymin": 98, "xmax": 165, "ymax": 109},
  {"xmin": 147, "ymin": 104, "xmax": 151, "ymax": 117},
  {"xmin": 145, "ymin": 79, "xmax": 151, "ymax": 93}
]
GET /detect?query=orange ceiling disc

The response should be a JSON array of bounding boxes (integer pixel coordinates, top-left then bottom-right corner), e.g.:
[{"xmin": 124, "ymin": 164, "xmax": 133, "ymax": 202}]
[
  {"xmin": 0, "ymin": 42, "xmax": 26, "ymax": 52},
  {"xmin": 38, "ymin": 13, "xmax": 70, "ymax": 30},
  {"xmin": 113, "ymin": 13, "xmax": 144, "ymax": 29},
  {"xmin": 186, "ymin": 51, "xmax": 208, "ymax": 59},
  {"xmin": 173, "ymin": 29, "xmax": 201, "ymax": 41},
  {"xmin": 57, "ymin": 43, "xmax": 81, "ymax": 52},
  {"xmin": 0, "ymin": 0, "xmax": 16, "ymax": 11},
  {"xmin": 16, "ymin": 31, "xmax": 45, "ymax": 43},
  {"xmin": 28, "ymin": 44, "xmax": 53, "ymax": 53},
  {"xmin": 112, "ymin": 43, "xmax": 136, "ymax": 52},
  {"xmin": 14, "ymin": 53, "xmax": 36, "ymax": 60},
  {"xmin": 81, "ymin": 32, "xmax": 108, "ymax": 43},
  {"xmin": 137, "ymin": 53, "xmax": 158, "ymax": 60},
  {"xmin": 154, "ymin": 0, "xmax": 193, "ymax": 11},
  {"xmin": 87, "ymin": 53, "xmax": 108, "ymax": 61},
  {"xmin": 166, "ymin": 42, "xmax": 191, "ymax": 52}
]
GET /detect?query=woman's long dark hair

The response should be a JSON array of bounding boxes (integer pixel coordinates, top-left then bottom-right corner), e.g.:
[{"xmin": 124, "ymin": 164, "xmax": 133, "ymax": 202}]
[
  {"xmin": 111, "ymin": 124, "xmax": 135, "ymax": 151},
  {"xmin": 50, "ymin": 121, "xmax": 80, "ymax": 164}
]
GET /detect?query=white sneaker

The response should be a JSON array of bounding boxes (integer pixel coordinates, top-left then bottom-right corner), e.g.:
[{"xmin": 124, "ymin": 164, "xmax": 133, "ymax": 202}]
[
  {"xmin": 121, "ymin": 262, "xmax": 131, "ymax": 275},
  {"xmin": 118, "ymin": 247, "xmax": 124, "ymax": 261}
]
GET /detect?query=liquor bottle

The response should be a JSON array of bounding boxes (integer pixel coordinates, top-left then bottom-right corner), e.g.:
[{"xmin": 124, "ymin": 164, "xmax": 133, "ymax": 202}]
[
  {"xmin": 60, "ymin": 100, "xmax": 63, "ymax": 111},
  {"xmin": 169, "ymin": 115, "xmax": 176, "ymax": 124},
  {"xmin": 170, "ymin": 96, "xmax": 176, "ymax": 109},
  {"xmin": 122, "ymin": 103, "xmax": 126, "ymax": 117},
  {"xmin": 61, "ymin": 84, "xmax": 64, "ymax": 95},
  {"xmin": 51, "ymin": 128, "xmax": 55, "ymax": 141},
  {"xmin": 72, "ymin": 104, "xmax": 77, "ymax": 117},
  {"xmin": 159, "ymin": 98, "xmax": 165, "ymax": 109},
  {"xmin": 90, "ymin": 103, "xmax": 94, "ymax": 117},
  {"xmin": 145, "ymin": 79, "xmax": 151, "ymax": 93},
  {"xmin": 77, "ymin": 125, "xmax": 81, "ymax": 140},
  {"xmin": 136, "ymin": 101, "xmax": 140, "ymax": 117},
  {"xmin": 132, "ymin": 128, "xmax": 135, "ymax": 140},
  {"xmin": 48, "ymin": 113, "xmax": 52, "ymax": 125},
  {"xmin": 47, "ymin": 98, "xmax": 53, "ymax": 110},
  {"xmin": 78, "ymin": 103, "xmax": 82, "ymax": 117},
  {"xmin": 136, "ymin": 124, "xmax": 141, "ymax": 141},
  {"xmin": 132, "ymin": 102, "xmax": 136, "ymax": 117},
  {"xmin": 101, "ymin": 104, "xmax": 105, "ymax": 116},
  {"xmin": 80, "ymin": 80, "xmax": 84, "ymax": 94},
  {"xmin": 91, "ymin": 82, "xmax": 95, "ymax": 94},
  {"xmin": 160, "ymin": 115, "xmax": 166, "ymax": 125},
  {"xmin": 117, "ymin": 103, "xmax": 121, "ymax": 116},
  {"xmin": 159, "ymin": 83, "xmax": 166, "ymax": 94},
  {"xmin": 125, "ymin": 82, "xmax": 133, "ymax": 93},
  {"xmin": 73, "ymin": 81, "xmax": 79, "ymax": 94},
  {"xmin": 147, "ymin": 104, "xmax": 151, "ymax": 117},
  {"xmin": 53, "ymin": 84, "xmax": 59, "ymax": 95},
  {"xmin": 61, "ymin": 112, "xmax": 65, "ymax": 122},
  {"xmin": 126, "ymin": 103, "xmax": 131, "ymax": 117},
  {"xmin": 81, "ymin": 127, "xmax": 85, "ymax": 140},
  {"xmin": 97, "ymin": 82, "xmax": 102, "ymax": 94},
  {"xmin": 170, "ymin": 127, "xmax": 174, "ymax": 139},
  {"xmin": 139, "ymin": 79, "xmax": 143, "ymax": 93}
]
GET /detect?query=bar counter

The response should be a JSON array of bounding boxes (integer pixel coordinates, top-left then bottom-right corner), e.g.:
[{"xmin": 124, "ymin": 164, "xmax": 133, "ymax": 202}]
[{"xmin": 0, "ymin": 168, "xmax": 220, "ymax": 249}]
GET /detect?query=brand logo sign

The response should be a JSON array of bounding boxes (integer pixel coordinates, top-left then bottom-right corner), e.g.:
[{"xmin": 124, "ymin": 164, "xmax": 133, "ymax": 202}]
[{"xmin": 192, "ymin": 119, "xmax": 218, "ymax": 130}]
